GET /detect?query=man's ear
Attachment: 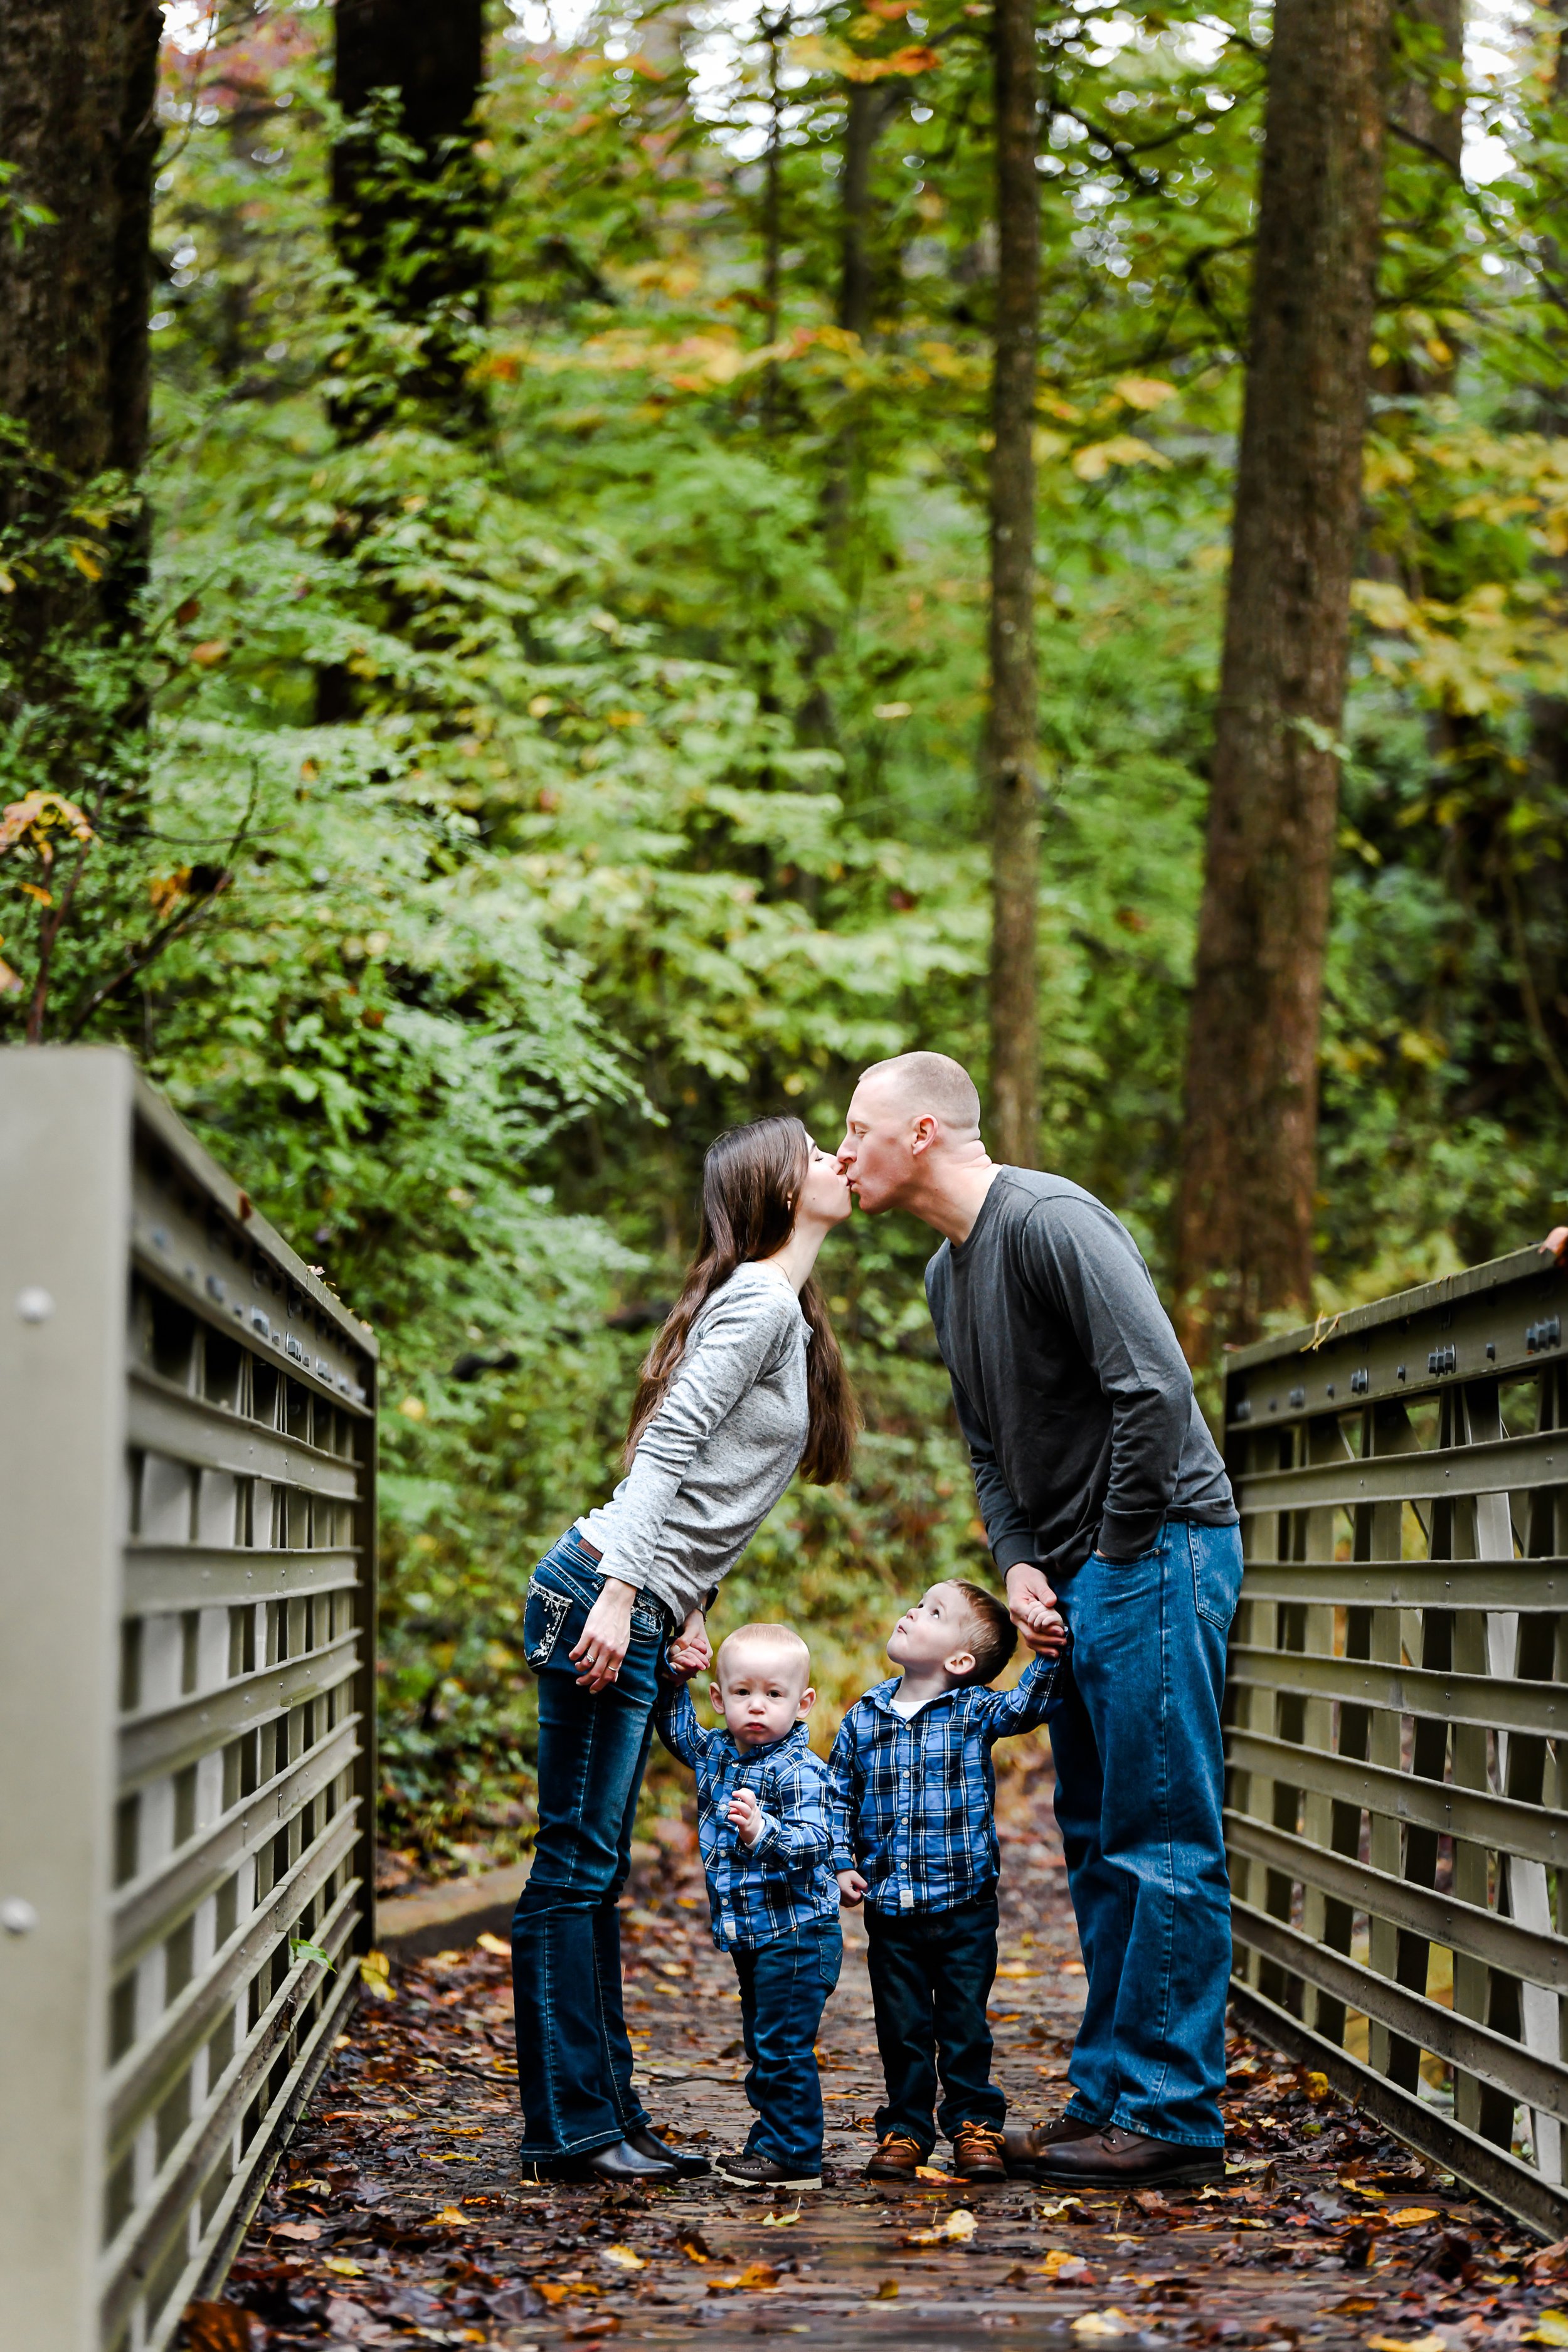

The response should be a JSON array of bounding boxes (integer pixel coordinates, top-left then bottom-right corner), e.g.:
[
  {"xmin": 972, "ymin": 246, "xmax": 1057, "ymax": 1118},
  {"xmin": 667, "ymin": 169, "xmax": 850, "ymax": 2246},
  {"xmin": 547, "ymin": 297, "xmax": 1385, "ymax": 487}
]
[
  {"xmin": 943, "ymin": 1647, "xmax": 977, "ymax": 1682},
  {"xmin": 909, "ymin": 1113, "xmax": 938, "ymax": 1158},
  {"xmin": 797, "ymin": 1684, "xmax": 816, "ymax": 1718}
]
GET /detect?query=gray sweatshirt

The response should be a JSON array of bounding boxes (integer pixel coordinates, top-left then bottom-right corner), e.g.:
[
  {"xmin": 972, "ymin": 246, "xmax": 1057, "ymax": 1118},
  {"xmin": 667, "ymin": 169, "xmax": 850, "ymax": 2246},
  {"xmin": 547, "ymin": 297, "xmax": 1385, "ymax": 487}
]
[
  {"xmin": 576, "ymin": 1262, "xmax": 810, "ymax": 1625},
  {"xmin": 925, "ymin": 1168, "xmax": 1236, "ymax": 1581}
]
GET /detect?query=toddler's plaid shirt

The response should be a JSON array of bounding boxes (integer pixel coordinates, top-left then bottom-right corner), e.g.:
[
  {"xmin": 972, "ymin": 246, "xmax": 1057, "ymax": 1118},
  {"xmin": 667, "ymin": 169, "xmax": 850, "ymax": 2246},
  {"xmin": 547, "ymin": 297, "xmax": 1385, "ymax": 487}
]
[
  {"xmin": 654, "ymin": 1685, "xmax": 840, "ymax": 1951},
  {"xmin": 825, "ymin": 1656, "xmax": 1061, "ymax": 1916}
]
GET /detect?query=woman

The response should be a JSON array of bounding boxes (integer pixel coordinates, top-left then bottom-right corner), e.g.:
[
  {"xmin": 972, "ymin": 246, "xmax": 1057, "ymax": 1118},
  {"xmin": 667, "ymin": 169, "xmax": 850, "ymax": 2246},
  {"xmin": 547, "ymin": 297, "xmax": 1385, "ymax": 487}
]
[{"xmin": 512, "ymin": 1115, "xmax": 857, "ymax": 2181}]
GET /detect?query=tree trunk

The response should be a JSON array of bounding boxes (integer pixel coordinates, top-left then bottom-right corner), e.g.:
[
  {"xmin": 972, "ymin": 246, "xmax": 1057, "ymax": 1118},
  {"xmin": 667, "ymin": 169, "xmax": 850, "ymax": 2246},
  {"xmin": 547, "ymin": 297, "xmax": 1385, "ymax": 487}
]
[
  {"xmin": 1175, "ymin": 0, "xmax": 1392, "ymax": 1356},
  {"xmin": 331, "ymin": 0, "xmax": 487, "ymax": 426},
  {"xmin": 987, "ymin": 0, "xmax": 1041, "ymax": 1170},
  {"xmin": 0, "ymin": 0, "xmax": 162, "ymax": 564}
]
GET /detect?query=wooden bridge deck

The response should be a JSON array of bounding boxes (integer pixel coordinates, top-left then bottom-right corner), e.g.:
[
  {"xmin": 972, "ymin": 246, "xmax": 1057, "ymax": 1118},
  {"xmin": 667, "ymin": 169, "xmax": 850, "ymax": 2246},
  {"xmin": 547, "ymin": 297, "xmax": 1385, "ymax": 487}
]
[{"xmin": 191, "ymin": 1754, "xmax": 1562, "ymax": 2351}]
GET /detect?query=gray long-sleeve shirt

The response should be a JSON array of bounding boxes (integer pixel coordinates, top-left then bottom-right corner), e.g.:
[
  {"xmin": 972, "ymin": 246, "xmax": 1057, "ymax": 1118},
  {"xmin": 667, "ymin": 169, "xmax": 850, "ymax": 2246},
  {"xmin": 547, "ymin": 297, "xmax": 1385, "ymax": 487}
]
[
  {"xmin": 576, "ymin": 1262, "xmax": 810, "ymax": 1625},
  {"xmin": 924, "ymin": 1168, "xmax": 1236, "ymax": 1581}
]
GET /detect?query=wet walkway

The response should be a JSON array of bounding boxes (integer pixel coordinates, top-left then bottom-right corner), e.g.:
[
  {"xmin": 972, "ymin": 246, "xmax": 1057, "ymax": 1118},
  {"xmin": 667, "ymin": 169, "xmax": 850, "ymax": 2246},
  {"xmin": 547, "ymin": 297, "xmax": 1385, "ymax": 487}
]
[{"xmin": 194, "ymin": 1753, "xmax": 1562, "ymax": 2351}]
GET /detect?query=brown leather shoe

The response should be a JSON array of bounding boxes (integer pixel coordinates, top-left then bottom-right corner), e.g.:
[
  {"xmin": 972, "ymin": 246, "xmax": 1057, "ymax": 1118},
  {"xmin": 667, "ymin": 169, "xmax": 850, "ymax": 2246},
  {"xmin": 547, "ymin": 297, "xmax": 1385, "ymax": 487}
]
[
  {"xmin": 952, "ymin": 2123, "xmax": 1008, "ymax": 2181},
  {"xmin": 866, "ymin": 2132, "xmax": 924, "ymax": 2181},
  {"xmin": 1030, "ymin": 2125, "xmax": 1225, "ymax": 2187},
  {"xmin": 1003, "ymin": 2114, "xmax": 1104, "ymax": 2177}
]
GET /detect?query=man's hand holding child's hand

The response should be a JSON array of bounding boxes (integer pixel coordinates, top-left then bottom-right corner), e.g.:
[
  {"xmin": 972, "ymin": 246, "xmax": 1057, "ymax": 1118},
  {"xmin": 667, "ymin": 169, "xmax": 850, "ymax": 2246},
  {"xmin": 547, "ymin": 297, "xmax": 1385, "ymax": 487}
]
[
  {"xmin": 836, "ymin": 1868, "xmax": 868, "ymax": 1909},
  {"xmin": 726, "ymin": 1786, "xmax": 765, "ymax": 1848},
  {"xmin": 1018, "ymin": 1598, "xmax": 1067, "ymax": 1655}
]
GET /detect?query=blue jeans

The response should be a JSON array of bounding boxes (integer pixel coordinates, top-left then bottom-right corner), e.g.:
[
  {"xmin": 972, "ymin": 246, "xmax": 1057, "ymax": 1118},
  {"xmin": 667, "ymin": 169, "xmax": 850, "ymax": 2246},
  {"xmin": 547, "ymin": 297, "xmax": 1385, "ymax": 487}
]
[
  {"xmin": 1050, "ymin": 1518, "xmax": 1242, "ymax": 2148},
  {"xmin": 866, "ymin": 1894, "xmax": 1003, "ymax": 2153},
  {"xmin": 511, "ymin": 1530, "xmax": 672, "ymax": 2160},
  {"xmin": 732, "ymin": 1919, "xmax": 843, "ymax": 2171}
]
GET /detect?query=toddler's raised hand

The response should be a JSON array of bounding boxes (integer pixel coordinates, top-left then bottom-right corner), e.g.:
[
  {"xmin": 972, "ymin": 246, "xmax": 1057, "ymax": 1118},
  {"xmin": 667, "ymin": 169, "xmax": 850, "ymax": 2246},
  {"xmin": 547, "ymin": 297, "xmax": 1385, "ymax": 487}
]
[
  {"xmin": 726, "ymin": 1786, "xmax": 764, "ymax": 1848},
  {"xmin": 836, "ymin": 1869, "xmax": 867, "ymax": 1909}
]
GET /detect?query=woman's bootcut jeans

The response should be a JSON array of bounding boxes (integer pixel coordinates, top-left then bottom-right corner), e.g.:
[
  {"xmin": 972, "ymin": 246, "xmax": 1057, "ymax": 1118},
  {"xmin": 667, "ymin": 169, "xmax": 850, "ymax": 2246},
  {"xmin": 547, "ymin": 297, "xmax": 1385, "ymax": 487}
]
[{"xmin": 511, "ymin": 1530, "xmax": 673, "ymax": 2161}]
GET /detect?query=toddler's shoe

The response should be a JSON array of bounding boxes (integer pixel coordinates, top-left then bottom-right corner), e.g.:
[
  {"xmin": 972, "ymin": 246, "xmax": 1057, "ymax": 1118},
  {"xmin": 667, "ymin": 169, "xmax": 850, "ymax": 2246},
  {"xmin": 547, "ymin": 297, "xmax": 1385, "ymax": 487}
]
[
  {"xmin": 866, "ymin": 2132, "xmax": 924, "ymax": 2181},
  {"xmin": 951, "ymin": 2122, "xmax": 1007, "ymax": 2181},
  {"xmin": 715, "ymin": 2149, "xmax": 822, "ymax": 2190}
]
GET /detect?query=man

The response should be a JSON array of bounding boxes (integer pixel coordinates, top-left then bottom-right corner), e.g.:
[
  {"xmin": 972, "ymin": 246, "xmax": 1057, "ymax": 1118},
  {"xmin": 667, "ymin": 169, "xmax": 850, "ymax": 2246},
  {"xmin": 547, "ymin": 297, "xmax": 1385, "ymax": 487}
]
[{"xmin": 837, "ymin": 1051, "xmax": 1242, "ymax": 2187}]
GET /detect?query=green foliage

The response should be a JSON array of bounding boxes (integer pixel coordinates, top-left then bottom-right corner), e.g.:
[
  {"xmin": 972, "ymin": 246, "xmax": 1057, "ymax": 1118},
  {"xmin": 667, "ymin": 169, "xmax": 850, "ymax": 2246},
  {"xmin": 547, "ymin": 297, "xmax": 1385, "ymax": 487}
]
[{"xmin": 8, "ymin": 0, "xmax": 1568, "ymax": 1865}]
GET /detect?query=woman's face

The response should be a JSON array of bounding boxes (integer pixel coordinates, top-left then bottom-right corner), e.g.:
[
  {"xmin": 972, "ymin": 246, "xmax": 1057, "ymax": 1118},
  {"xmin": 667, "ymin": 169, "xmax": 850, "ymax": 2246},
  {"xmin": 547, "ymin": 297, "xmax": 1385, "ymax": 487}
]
[{"xmin": 795, "ymin": 1136, "xmax": 853, "ymax": 1229}]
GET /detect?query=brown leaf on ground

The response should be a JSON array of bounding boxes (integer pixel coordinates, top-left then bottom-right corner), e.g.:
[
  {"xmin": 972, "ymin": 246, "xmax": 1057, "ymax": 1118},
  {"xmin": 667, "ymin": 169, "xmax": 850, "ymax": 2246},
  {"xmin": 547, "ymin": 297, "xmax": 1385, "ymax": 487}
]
[{"xmin": 181, "ymin": 2305, "xmax": 252, "ymax": 2351}]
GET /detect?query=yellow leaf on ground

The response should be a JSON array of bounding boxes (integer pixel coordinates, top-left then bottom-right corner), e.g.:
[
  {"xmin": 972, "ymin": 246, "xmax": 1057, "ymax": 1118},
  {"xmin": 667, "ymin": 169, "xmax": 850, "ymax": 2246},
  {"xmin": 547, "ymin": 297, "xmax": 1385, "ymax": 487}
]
[
  {"xmin": 322, "ymin": 2257, "xmax": 363, "ymax": 2276},
  {"xmin": 869, "ymin": 2279, "xmax": 899, "ymax": 2299},
  {"xmin": 1388, "ymin": 2207, "xmax": 1441, "ymax": 2227},
  {"xmin": 995, "ymin": 1963, "xmax": 1041, "ymax": 1978},
  {"xmin": 904, "ymin": 2206, "xmax": 978, "ymax": 2245},
  {"xmin": 1367, "ymin": 2334, "xmax": 1449, "ymax": 2352},
  {"xmin": 761, "ymin": 2206, "xmax": 802, "ymax": 2226},
  {"xmin": 1525, "ymin": 2318, "xmax": 1568, "ymax": 2348},
  {"xmin": 430, "ymin": 2206, "xmax": 470, "ymax": 2227},
  {"xmin": 914, "ymin": 2163, "xmax": 961, "ymax": 2182},
  {"xmin": 477, "ymin": 1931, "xmax": 510, "ymax": 1957},
  {"xmin": 603, "ymin": 2245, "xmax": 645, "ymax": 2270},
  {"xmin": 1072, "ymin": 2311, "xmax": 1135, "ymax": 2339}
]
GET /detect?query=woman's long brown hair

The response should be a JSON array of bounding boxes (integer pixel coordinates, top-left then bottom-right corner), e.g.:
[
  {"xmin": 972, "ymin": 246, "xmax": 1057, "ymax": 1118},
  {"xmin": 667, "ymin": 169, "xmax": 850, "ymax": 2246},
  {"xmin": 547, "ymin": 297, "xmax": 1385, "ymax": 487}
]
[{"xmin": 624, "ymin": 1116, "xmax": 859, "ymax": 1485}]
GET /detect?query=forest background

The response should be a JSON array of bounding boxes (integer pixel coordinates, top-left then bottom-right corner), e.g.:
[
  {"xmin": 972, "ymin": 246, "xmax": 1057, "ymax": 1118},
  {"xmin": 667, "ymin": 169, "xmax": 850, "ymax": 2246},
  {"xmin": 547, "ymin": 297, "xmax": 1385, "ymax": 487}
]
[{"xmin": 4, "ymin": 0, "xmax": 1568, "ymax": 1880}]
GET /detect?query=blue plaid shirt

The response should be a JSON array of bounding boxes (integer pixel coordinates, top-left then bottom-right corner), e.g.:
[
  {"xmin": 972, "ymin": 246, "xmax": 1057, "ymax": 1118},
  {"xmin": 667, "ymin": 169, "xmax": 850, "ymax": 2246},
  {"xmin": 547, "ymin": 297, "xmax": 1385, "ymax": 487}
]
[
  {"xmin": 825, "ymin": 1657, "xmax": 1061, "ymax": 1917},
  {"xmin": 654, "ymin": 1687, "xmax": 840, "ymax": 1952}
]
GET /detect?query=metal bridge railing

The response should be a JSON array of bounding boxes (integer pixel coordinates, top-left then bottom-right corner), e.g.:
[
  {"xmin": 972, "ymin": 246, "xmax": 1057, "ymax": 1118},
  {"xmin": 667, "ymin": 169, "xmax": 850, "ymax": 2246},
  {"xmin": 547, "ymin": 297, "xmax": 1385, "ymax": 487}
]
[
  {"xmin": 1224, "ymin": 1246, "xmax": 1568, "ymax": 2235},
  {"xmin": 1, "ymin": 1050, "xmax": 378, "ymax": 2352}
]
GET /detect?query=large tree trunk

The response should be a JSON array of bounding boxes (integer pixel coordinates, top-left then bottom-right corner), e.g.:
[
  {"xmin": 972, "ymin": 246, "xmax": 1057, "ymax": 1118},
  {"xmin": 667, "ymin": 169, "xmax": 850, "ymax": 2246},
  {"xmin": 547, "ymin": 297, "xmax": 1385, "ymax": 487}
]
[
  {"xmin": 1174, "ymin": 0, "xmax": 1392, "ymax": 1357},
  {"xmin": 987, "ymin": 0, "xmax": 1041, "ymax": 1170},
  {"xmin": 331, "ymin": 0, "xmax": 487, "ymax": 426},
  {"xmin": 0, "ymin": 0, "xmax": 162, "ymax": 566}
]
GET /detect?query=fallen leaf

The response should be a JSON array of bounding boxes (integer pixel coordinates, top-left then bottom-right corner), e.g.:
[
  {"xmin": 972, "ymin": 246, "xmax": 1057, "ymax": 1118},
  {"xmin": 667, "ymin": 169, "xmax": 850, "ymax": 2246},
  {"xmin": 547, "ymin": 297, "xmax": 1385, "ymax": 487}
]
[
  {"xmin": 602, "ymin": 2245, "xmax": 645, "ymax": 2271},
  {"xmin": 322, "ymin": 2257, "xmax": 363, "ymax": 2276},
  {"xmin": 995, "ymin": 1963, "xmax": 1042, "ymax": 1978},
  {"xmin": 915, "ymin": 2163, "xmax": 962, "ymax": 2182},
  {"xmin": 677, "ymin": 2223, "xmax": 712, "ymax": 2263},
  {"xmin": 566, "ymin": 2319, "xmax": 622, "ymax": 2341},
  {"xmin": 904, "ymin": 2207, "xmax": 978, "ymax": 2245},
  {"xmin": 761, "ymin": 2206, "xmax": 802, "ymax": 2227},
  {"xmin": 180, "ymin": 2305, "xmax": 253, "ymax": 2351},
  {"xmin": 1525, "ymin": 2319, "xmax": 1568, "ymax": 2348},
  {"xmin": 1328, "ymin": 2298, "xmax": 1379, "ymax": 2314},
  {"xmin": 268, "ymin": 2220, "xmax": 320, "ymax": 2243},
  {"xmin": 869, "ymin": 2279, "xmax": 899, "ymax": 2299},
  {"xmin": 1131, "ymin": 2190, "xmax": 1170, "ymax": 2216},
  {"xmin": 430, "ymin": 2205, "xmax": 471, "ymax": 2226},
  {"xmin": 477, "ymin": 1931, "xmax": 511, "ymax": 1957},
  {"xmin": 1302, "ymin": 2070, "xmax": 1332, "ymax": 2100},
  {"xmin": 1367, "ymin": 2335, "xmax": 1450, "ymax": 2352},
  {"xmin": 735, "ymin": 2264, "xmax": 780, "ymax": 2290},
  {"xmin": 1040, "ymin": 2252, "xmax": 1093, "ymax": 2282},
  {"xmin": 1072, "ymin": 2312, "xmax": 1135, "ymax": 2340},
  {"xmin": 1035, "ymin": 2197, "xmax": 1089, "ymax": 2222},
  {"xmin": 1388, "ymin": 2206, "xmax": 1441, "ymax": 2227}
]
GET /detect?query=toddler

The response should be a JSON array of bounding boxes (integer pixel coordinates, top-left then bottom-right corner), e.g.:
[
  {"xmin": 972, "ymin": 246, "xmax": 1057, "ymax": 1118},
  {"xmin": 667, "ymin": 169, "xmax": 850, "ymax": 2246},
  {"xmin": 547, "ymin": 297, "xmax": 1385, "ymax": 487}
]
[
  {"xmin": 827, "ymin": 1579, "xmax": 1063, "ymax": 2182},
  {"xmin": 655, "ymin": 1622, "xmax": 841, "ymax": 2190}
]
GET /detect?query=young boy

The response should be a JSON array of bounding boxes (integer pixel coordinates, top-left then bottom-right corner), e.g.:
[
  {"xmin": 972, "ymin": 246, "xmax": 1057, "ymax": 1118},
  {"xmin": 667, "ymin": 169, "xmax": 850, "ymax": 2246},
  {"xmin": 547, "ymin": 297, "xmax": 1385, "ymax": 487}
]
[
  {"xmin": 655, "ymin": 1622, "xmax": 842, "ymax": 2191},
  {"xmin": 827, "ymin": 1579, "xmax": 1064, "ymax": 2183}
]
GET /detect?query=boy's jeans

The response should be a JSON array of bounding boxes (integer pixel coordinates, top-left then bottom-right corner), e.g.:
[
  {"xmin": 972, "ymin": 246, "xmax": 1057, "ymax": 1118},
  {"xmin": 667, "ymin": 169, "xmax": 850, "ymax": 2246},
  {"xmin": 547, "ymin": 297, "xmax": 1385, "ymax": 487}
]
[
  {"xmin": 864, "ymin": 1894, "xmax": 1003, "ymax": 2153},
  {"xmin": 1051, "ymin": 1518, "xmax": 1244, "ymax": 2149},
  {"xmin": 511, "ymin": 1530, "xmax": 671, "ymax": 2160},
  {"xmin": 733, "ymin": 1917, "xmax": 844, "ymax": 2171}
]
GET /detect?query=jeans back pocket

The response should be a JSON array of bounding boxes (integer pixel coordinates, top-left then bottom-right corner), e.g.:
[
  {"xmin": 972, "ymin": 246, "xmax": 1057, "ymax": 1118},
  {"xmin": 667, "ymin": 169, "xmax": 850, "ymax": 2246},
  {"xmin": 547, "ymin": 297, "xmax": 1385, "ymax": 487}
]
[{"xmin": 524, "ymin": 1579, "xmax": 573, "ymax": 1668}]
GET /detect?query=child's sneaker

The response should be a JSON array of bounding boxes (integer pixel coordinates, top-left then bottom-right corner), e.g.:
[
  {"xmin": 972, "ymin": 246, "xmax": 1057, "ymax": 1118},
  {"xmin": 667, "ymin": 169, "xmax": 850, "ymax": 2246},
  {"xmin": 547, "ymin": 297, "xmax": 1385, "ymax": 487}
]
[
  {"xmin": 866, "ymin": 2132, "xmax": 924, "ymax": 2181},
  {"xmin": 951, "ymin": 2122, "xmax": 1007, "ymax": 2181},
  {"xmin": 715, "ymin": 2149, "xmax": 822, "ymax": 2190}
]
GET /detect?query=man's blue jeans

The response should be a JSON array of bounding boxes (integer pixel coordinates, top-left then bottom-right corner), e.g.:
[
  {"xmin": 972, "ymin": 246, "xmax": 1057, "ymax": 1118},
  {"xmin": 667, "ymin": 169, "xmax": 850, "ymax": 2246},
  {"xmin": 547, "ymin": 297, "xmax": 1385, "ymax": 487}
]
[
  {"xmin": 732, "ymin": 1918, "xmax": 843, "ymax": 2171},
  {"xmin": 1051, "ymin": 1518, "xmax": 1243, "ymax": 2148},
  {"xmin": 511, "ymin": 1531, "xmax": 670, "ymax": 2161}
]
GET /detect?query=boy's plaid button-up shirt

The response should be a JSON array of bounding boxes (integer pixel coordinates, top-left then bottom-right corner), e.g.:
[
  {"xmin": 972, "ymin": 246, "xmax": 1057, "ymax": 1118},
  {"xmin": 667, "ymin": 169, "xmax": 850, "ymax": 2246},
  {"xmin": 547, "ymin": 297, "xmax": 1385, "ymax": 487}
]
[
  {"xmin": 654, "ymin": 1686, "xmax": 840, "ymax": 1952},
  {"xmin": 825, "ymin": 1656, "xmax": 1061, "ymax": 1917}
]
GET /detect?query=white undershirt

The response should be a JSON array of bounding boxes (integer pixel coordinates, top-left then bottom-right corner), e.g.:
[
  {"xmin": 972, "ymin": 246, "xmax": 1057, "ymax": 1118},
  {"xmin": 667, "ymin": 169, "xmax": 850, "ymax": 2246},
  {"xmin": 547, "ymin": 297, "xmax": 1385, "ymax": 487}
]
[{"xmin": 889, "ymin": 1690, "xmax": 935, "ymax": 1720}]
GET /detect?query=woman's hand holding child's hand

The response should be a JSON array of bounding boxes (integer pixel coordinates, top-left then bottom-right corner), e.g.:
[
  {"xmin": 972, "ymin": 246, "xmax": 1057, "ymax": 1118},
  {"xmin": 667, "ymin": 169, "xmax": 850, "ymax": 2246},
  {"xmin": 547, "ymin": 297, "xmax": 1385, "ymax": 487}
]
[
  {"xmin": 726, "ymin": 1786, "xmax": 765, "ymax": 1848},
  {"xmin": 664, "ymin": 1609, "xmax": 713, "ymax": 1682},
  {"xmin": 837, "ymin": 1869, "xmax": 867, "ymax": 1909}
]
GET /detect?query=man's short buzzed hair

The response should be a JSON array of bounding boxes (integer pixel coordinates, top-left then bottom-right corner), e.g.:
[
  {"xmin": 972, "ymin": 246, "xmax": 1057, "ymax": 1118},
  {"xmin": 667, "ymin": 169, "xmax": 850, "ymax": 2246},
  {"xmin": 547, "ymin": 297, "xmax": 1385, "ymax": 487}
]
[
  {"xmin": 859, "ymin": 1051, "xmax": 982, "ymax": 1135},
  {"xmin": 715, "ymin": 1623, "xmax": 812, "ymax": 1682}
]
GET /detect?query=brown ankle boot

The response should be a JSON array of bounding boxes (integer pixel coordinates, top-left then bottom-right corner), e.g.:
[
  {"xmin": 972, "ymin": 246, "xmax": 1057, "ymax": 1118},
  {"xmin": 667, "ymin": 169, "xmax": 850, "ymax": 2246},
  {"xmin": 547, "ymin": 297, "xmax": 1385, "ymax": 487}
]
[
  {"xmin": 952, "ymin": 2122, "xmax": 1007, "ymax": 2181},
  {"xmin": 866, "ymin": 2132, "xmax": 924, "ymax": 2181}
]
